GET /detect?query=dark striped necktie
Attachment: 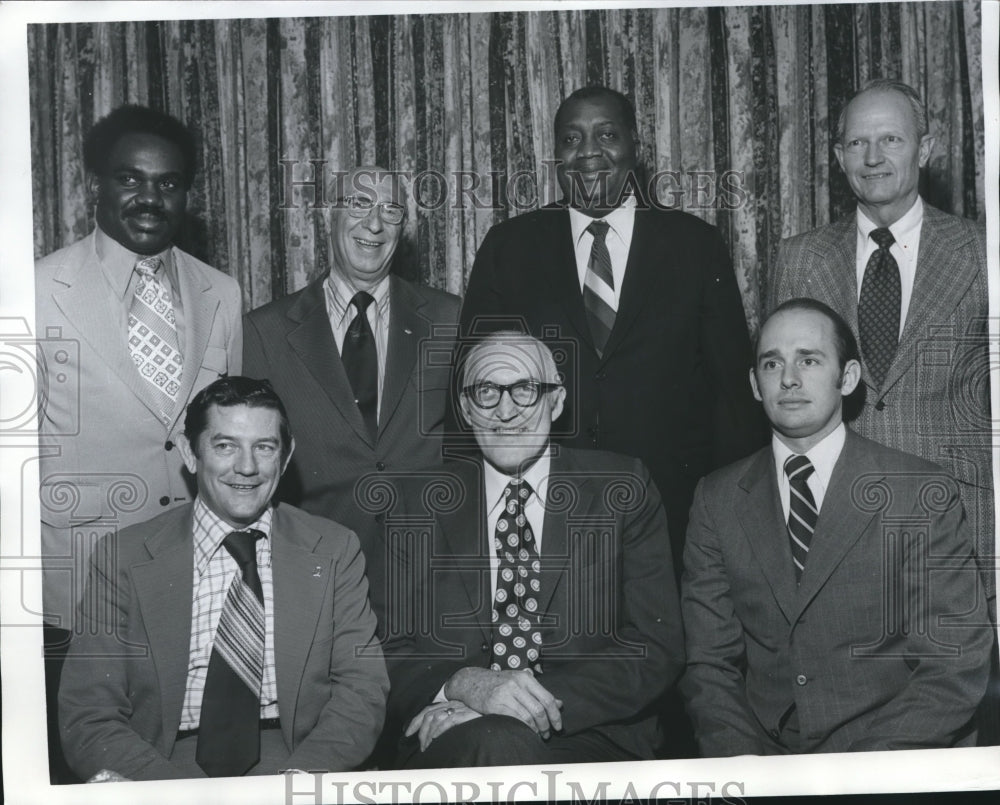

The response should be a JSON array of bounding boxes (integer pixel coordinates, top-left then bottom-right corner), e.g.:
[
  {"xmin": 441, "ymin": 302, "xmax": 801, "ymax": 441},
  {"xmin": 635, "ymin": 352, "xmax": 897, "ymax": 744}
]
[
  {"xmin": 784, "ymin": 454, "xmax": 817, "ymax": 582},
  {"xmin": 582, "ymin": 220, "xmax": 616, "ymax": 357}
]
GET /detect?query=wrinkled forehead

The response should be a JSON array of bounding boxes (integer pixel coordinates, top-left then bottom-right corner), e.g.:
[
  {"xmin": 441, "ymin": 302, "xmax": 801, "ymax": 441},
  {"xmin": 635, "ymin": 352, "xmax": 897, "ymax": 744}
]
[
  {"xmin": 345, "ymin": 166, "xmax": 406, "ymax": 206},
  {"xmin": 463, "ymin": 340, "xmax": 553, "ymax": 385}
]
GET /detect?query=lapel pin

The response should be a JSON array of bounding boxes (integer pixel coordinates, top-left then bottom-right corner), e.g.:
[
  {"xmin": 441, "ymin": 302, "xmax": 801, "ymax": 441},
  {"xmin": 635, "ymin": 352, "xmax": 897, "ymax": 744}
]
[
  {"xmin": 313, "ymin": 566, "xmax": 323, "ymax": 577},
  {"xmin": 404, "ymin": 328, "xmax": 413, "ymax": 335}
]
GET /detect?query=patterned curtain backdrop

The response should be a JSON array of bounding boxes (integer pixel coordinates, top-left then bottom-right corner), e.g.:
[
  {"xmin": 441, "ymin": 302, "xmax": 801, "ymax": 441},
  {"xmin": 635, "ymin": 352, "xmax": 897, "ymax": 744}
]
[{"xmin": 27, "ymin": 2, "xmax": 984, "ymax": 334}]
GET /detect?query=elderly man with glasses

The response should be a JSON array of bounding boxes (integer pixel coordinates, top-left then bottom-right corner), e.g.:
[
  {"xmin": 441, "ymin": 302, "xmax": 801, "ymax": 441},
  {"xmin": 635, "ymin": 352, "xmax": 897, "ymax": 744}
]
[
  {"xmin": 243, "ymin": 166, "xmax": 461, "ymax": 643},
  {"xmin": 380, "ymin": 331, "xmax": 684, "ymax": 768}
]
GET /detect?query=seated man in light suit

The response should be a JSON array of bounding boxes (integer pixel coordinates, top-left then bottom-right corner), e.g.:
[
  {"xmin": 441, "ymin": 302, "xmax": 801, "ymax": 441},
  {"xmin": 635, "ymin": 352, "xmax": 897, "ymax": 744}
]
[
  {"xmin": 244, "ymin": 165, "xmax": 460, "ymax": 634},
  {"xmin": 381, "ymin": 332, "xmax": 683, "ymax": 768},
  {"xmin": 59, "ymin": 376, "xmax": 387, "ymax": 781},
  {"xmin": 680, "ymin": 298, "xmax": 992, "ymax": 756}
]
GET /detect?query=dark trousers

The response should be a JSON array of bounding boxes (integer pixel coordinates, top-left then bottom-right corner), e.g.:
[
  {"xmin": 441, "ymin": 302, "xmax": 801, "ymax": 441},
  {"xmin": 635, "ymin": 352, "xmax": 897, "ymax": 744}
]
[
  {"xmin": 43, "ymin": 624, "xmax": 80, "ymax": 784},
  {"xmin": 397, "ymin": 714, "xmax": 636, "ymax": 769}
]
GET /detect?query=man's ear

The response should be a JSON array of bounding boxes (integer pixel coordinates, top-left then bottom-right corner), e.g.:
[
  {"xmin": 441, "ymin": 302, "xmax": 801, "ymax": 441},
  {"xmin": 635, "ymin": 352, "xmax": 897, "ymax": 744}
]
[
  {"xmin": 280, "ymin": 437, "xmax": 296, "ymax": 475},
  {"xmin": 833, "ymin": 142, "xmax": 846, "ymax": 174},
  {"xmin": 840, "ymin": 359, "xmax": 862, "ymax": 397},
  {"xmin": 458, "ymin": 393, "xmax": 474, "ymax": 427},
  {"xmin": 549, "ymin": 385, "xmax": 566, "ymax": 422},
  {"xmin": 87, "ymin": 173, "xmax": 101, "ymax": 204},
  {"xmin": 749, "ymin": 367, "xmax": 763, "ymax": 402},
  {"xmin": 917, "ymin": 134, "xmax": 936, "ymax": 168},
  {"xmin": 176, "ymin": 432, "xmax": 199, "ymax": 475}
]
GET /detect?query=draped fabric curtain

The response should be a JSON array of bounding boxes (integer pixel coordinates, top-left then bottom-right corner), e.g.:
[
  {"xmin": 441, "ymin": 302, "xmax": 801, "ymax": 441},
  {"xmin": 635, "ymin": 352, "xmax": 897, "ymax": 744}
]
[{"xmin": 28, "ymin": 2, "xmax": 984, "ymax": 335}]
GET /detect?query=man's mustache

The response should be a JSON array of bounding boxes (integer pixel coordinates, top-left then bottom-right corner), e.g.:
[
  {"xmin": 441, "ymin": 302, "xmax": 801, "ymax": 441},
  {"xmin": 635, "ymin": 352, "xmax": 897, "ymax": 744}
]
[{"xmin": 124, "ymin": 204, "xmax": 167, "ymax": 219}]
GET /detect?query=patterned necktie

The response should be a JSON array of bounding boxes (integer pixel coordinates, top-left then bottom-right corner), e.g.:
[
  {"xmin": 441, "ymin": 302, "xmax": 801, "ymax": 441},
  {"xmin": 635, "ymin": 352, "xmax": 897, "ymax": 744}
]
[
  {"xmin": 128, "ymin": 256, "xmax": 183, "ymax": 420},
  {"xmin": 491, "ymin": 479, "xmax": 543, "ymax": 674},
  {"xmin": 858, "ymin": 227, "xmax": 901, "ymax": 390},
  {"xmin": 197, "ymin": 530, "xmax": 265, "ymax": 777},
  {"xmin": 784, "ymin": 455, "xmax": 818, "ymax": 582},
  {"xmin": 342, "ymin": 291, "xmax": 378, "ymax": 439},
  {"xmin": 582, "ymin": 220, "xmax": 616, "ymax": 357}
]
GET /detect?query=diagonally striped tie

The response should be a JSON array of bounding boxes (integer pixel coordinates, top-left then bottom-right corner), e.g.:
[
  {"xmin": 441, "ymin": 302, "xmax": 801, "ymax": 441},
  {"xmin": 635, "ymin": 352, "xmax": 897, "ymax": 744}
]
[
  {"xmin": 784, "ymin": 454, "xmax": 818, "ymax": 582},
  {"xmin": 582, "ymin": 220, "xmax": 616, "ymax": 357}
]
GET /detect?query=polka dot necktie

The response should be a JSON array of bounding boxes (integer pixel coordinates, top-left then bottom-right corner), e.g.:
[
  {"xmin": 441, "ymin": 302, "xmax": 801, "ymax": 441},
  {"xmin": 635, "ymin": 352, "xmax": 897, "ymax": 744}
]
[
  {"xmin": 858, "ymin": 227, "xmax": 901, "ymax": 390},
  {"xmin": 341, "ymin": 290, "xmax": 378, "ymax": 439},
  {"xmin": 490, "ymin": 479, "xmax": 543, "ymax": 673}
]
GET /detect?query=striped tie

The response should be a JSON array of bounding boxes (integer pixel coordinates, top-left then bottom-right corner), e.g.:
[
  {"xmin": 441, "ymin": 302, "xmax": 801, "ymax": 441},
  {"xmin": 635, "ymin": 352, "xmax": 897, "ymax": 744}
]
[
  {"xmin": 197, "ymin": 530, "xmax": 265, "ymax": 777},
  {"xmin": 582, "ymin": 220, "xmax": 616, "ymax": 356},
  {"xmin": 128, "ymin": 256, "xmax": 183, "ymax": 420},
  {"xmin": 784, "ymin": 454, "xmax": 818, "ymax": 582}
]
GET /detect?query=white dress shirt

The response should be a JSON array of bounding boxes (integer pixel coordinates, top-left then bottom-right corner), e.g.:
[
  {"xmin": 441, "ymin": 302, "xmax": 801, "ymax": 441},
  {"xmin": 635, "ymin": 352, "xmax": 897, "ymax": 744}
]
[
  {"xmin": 854, "ymin": 197, "xmax": 923, "ymax": 337},
  {"xmin": 771, "ymin": 424, "xmax": 846, "ymax": 521},
  {"xmin": 324, "ymin": 270, "xmax": 391, "ymax": 418},
  {"xmin": 569, "ymin": 196, "xmax": 637, "ymax": 308},
  {"xmin": 180, "ymin": 499, "xmax": 278, "ymax": 729}
]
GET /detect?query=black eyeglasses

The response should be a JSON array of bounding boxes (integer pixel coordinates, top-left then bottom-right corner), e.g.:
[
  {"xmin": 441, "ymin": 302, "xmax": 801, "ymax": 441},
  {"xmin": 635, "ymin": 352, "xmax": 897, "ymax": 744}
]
[
  {"xmin": 462, "ymin": 380, "xmax": 561, "ymax": 409},
  {"xmin": 339, "ymin": 195, "xmax": 406, "ymax": 225}
]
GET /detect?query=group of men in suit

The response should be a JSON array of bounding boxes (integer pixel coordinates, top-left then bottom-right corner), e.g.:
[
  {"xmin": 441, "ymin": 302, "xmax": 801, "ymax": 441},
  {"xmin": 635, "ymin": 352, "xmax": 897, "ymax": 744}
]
[{"xmin": 35, "ymin": 75, "xmax": 994, "ymax": 782}]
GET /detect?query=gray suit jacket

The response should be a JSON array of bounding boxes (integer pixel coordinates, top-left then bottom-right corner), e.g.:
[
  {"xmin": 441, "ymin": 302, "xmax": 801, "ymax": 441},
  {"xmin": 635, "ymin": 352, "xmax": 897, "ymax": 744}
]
[
  {"xmin": 680, "ymin": 429, "xmax": 992, "ymax": 756},
  {"xmin": 768, "ymin": 204, "xmax": 993, "ymax": 601},
  {"xmin": 58, "ymin": 502, "xmax": 388, "ymax": 780},
  {"xmin": 35, "ymin": 231, "xmax": 243, "ymax": 626},
  {"xmin": 243, "ymin": 273, "xmax": 461, "ymax": 631}
]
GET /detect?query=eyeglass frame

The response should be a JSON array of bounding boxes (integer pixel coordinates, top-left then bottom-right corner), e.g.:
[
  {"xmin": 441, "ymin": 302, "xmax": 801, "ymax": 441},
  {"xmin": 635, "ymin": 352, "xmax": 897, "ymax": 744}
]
[
  {"xmin": 461, "ymin": 380, "xmax": 563, "ymax": 409},
  {"xmin": 338, "ymin": 195, "xmax": 406, "ymax": 225}
]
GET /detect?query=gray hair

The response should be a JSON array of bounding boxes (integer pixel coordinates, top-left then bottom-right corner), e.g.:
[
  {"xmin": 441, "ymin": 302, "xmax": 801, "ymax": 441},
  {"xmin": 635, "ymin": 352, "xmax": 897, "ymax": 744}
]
[{"xmin": 835, "ymin": 79, "xmax": 929, "ymax": 143}]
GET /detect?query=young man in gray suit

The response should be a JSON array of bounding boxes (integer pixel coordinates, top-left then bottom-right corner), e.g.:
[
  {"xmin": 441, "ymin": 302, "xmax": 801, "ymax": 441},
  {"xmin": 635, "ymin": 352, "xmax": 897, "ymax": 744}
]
[{"xmin": 680, "ymin": 299, "xmax": 992, "ymax": 756}]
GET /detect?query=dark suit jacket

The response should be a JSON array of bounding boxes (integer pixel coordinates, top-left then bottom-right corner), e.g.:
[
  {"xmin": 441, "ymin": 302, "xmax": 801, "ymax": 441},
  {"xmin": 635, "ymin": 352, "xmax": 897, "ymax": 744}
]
[
  {"xmin": 460, "ymin": 204, "xmax": 767, "ymax": 571},
  {"xmin": 680, "ymin": 429, "xmax": 992, "ymax": 756},
  {"xmin": 243, "ymin": 274, "xmax": 461, "ymax": 629},
  {"xmin": 58, "ymin": 503, "xmax": 388, "ymax": 780},
  {"xmin": 768, "ymin": 204, "xmax": 994, "ymax": 602},
  {"xmin": 380, "ymin": 446, "xmax": 684, "ymax": 760},
  {"xmin": 35, "ymin": 231, "xmax": 243, "ymax": 626}
]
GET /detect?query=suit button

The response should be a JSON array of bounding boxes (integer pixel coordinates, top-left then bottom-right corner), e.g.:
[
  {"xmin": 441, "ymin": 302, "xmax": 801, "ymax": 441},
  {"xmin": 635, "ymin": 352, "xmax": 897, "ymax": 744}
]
[
  {"xmin": 376, "ymin": 461, "xmax": 386, "ymax": 471},
  {"xmin": 164, "ymin": 440, "xmax": 174, "ymax": 451},
  {"xmin": 595, "ymin": 371, "xmax": 606, "ymax": 380},
  {"xmin": 769, "ymin": 729, "xmax": 779, "ymax": 739},
  {"xmin": 796, "ymin": 674, "xmax": 807, "ymax": 686},
  {"xmin": 875, "ymin": 401, "xmax": 886, "ymax": 411},
  {"xmin": 159, "ymin": 495, "xmax": 171, "ymax": 506},
  {"xmin": 481, "ymin": 642, "xmax": 489, "ymax": 652}
]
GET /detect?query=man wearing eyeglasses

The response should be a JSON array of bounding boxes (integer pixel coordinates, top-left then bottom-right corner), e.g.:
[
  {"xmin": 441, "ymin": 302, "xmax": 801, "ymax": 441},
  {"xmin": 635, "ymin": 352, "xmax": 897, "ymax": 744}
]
[
  {"xmin": 382, "ymin": 331, "xmax": 683, "ymax": 768},
  {"xmin": 243, "ymin": 166, "xmax": 461, "ymax": 638}
]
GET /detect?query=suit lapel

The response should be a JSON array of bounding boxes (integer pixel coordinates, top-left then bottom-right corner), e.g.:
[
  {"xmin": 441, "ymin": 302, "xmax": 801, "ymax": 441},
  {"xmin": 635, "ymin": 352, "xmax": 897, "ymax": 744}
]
[
  {"xmin": 437, "ymin": 460, "xmax": 492, "ymax": 642},
  {"xmin": 792, "ymin": 432, "xmax": 878, "ymax": 619},
  {"xmin": 536, "ymin": 451, "xmax": 574, "ymax": 616},
  {"xmin": 881, "ymin": 205, "xmax": 979, "ymax": 394},
  {"xmin": 735, "ymin": 449, "xmax": 798, "ymax": 622},
  {"xmin": 169, "ymin": 251, "xmax": 216, "ymax": 430},
  {"xmin": 543, "ymin": 209, "xmax": 596, "ymax": 353},
  {"xmin": 130, "ymin": 509, "xmax": 196, "ymax": 743},
  {"xmin": 50, "ymin": 246, "xmax": 167, "ymax": 423},
  {"xmin": 285, "ymin": 277, "xmax": 372, "ymax": 446},
  {"xmin": 601, "ymin": 209, "xmax": 658, "ymax": 361},
  {"xmin": 379, "ymin": 277, "xmax": 424, "ymax": 436},
  {"xmin": 271, "ymin": 505, "xmax": 334, "ymax": 745}
]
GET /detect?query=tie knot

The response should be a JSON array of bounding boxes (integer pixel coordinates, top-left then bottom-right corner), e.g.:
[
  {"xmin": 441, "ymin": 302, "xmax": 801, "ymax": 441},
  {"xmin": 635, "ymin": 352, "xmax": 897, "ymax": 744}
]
[
  {"xmin": 504, "ymin": 478, "xmax": 534, "ymax": 505},
  {"xmin": 784, "ymin": 454, "xmax": 815, "ymax": 482},
  {"xmin": 587, "ymin": 220, "xmax": 610, "ymax": 243},
  {"xmin": 351, "ymin": 291, "xmax": 375, "ymax": 315},
  {"xmin": 135, "ymin": 256, "xmax": 163, "ymax": 277},
  {"xmin": 870, "ymin": 227, "xmax": 895, "ymax": 249},
  {"xmin": 223, "ymin": 529, "xmax": 263, "ymax": 567}
]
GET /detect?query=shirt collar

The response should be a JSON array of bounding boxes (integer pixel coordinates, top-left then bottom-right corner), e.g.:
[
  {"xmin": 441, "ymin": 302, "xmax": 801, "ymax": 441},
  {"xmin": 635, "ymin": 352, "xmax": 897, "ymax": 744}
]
[
  {"xmin": 324, "ymin": 269, "xmax": 391, "ymax": 328},
  {"xmin": 94, "ymin": 225, "xmax": 176, "ymax": 299},
  {"xmin": 191, "ymin": 497, "xmax": 273, "ymax": 577},
  {"xmin": 770, "ymin": 422, "xmax": 846, "ymax": 490},
  {"xmin": 856, "ymin": 196, "xmax": 923, "ymax": 245},
  {"xmin": 569, "ymin": 194, "xmax": 637, "ymax": 249},
  {"xmin": 484, "ymin": 447, "xmax": 552, "ymax": 516}
]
